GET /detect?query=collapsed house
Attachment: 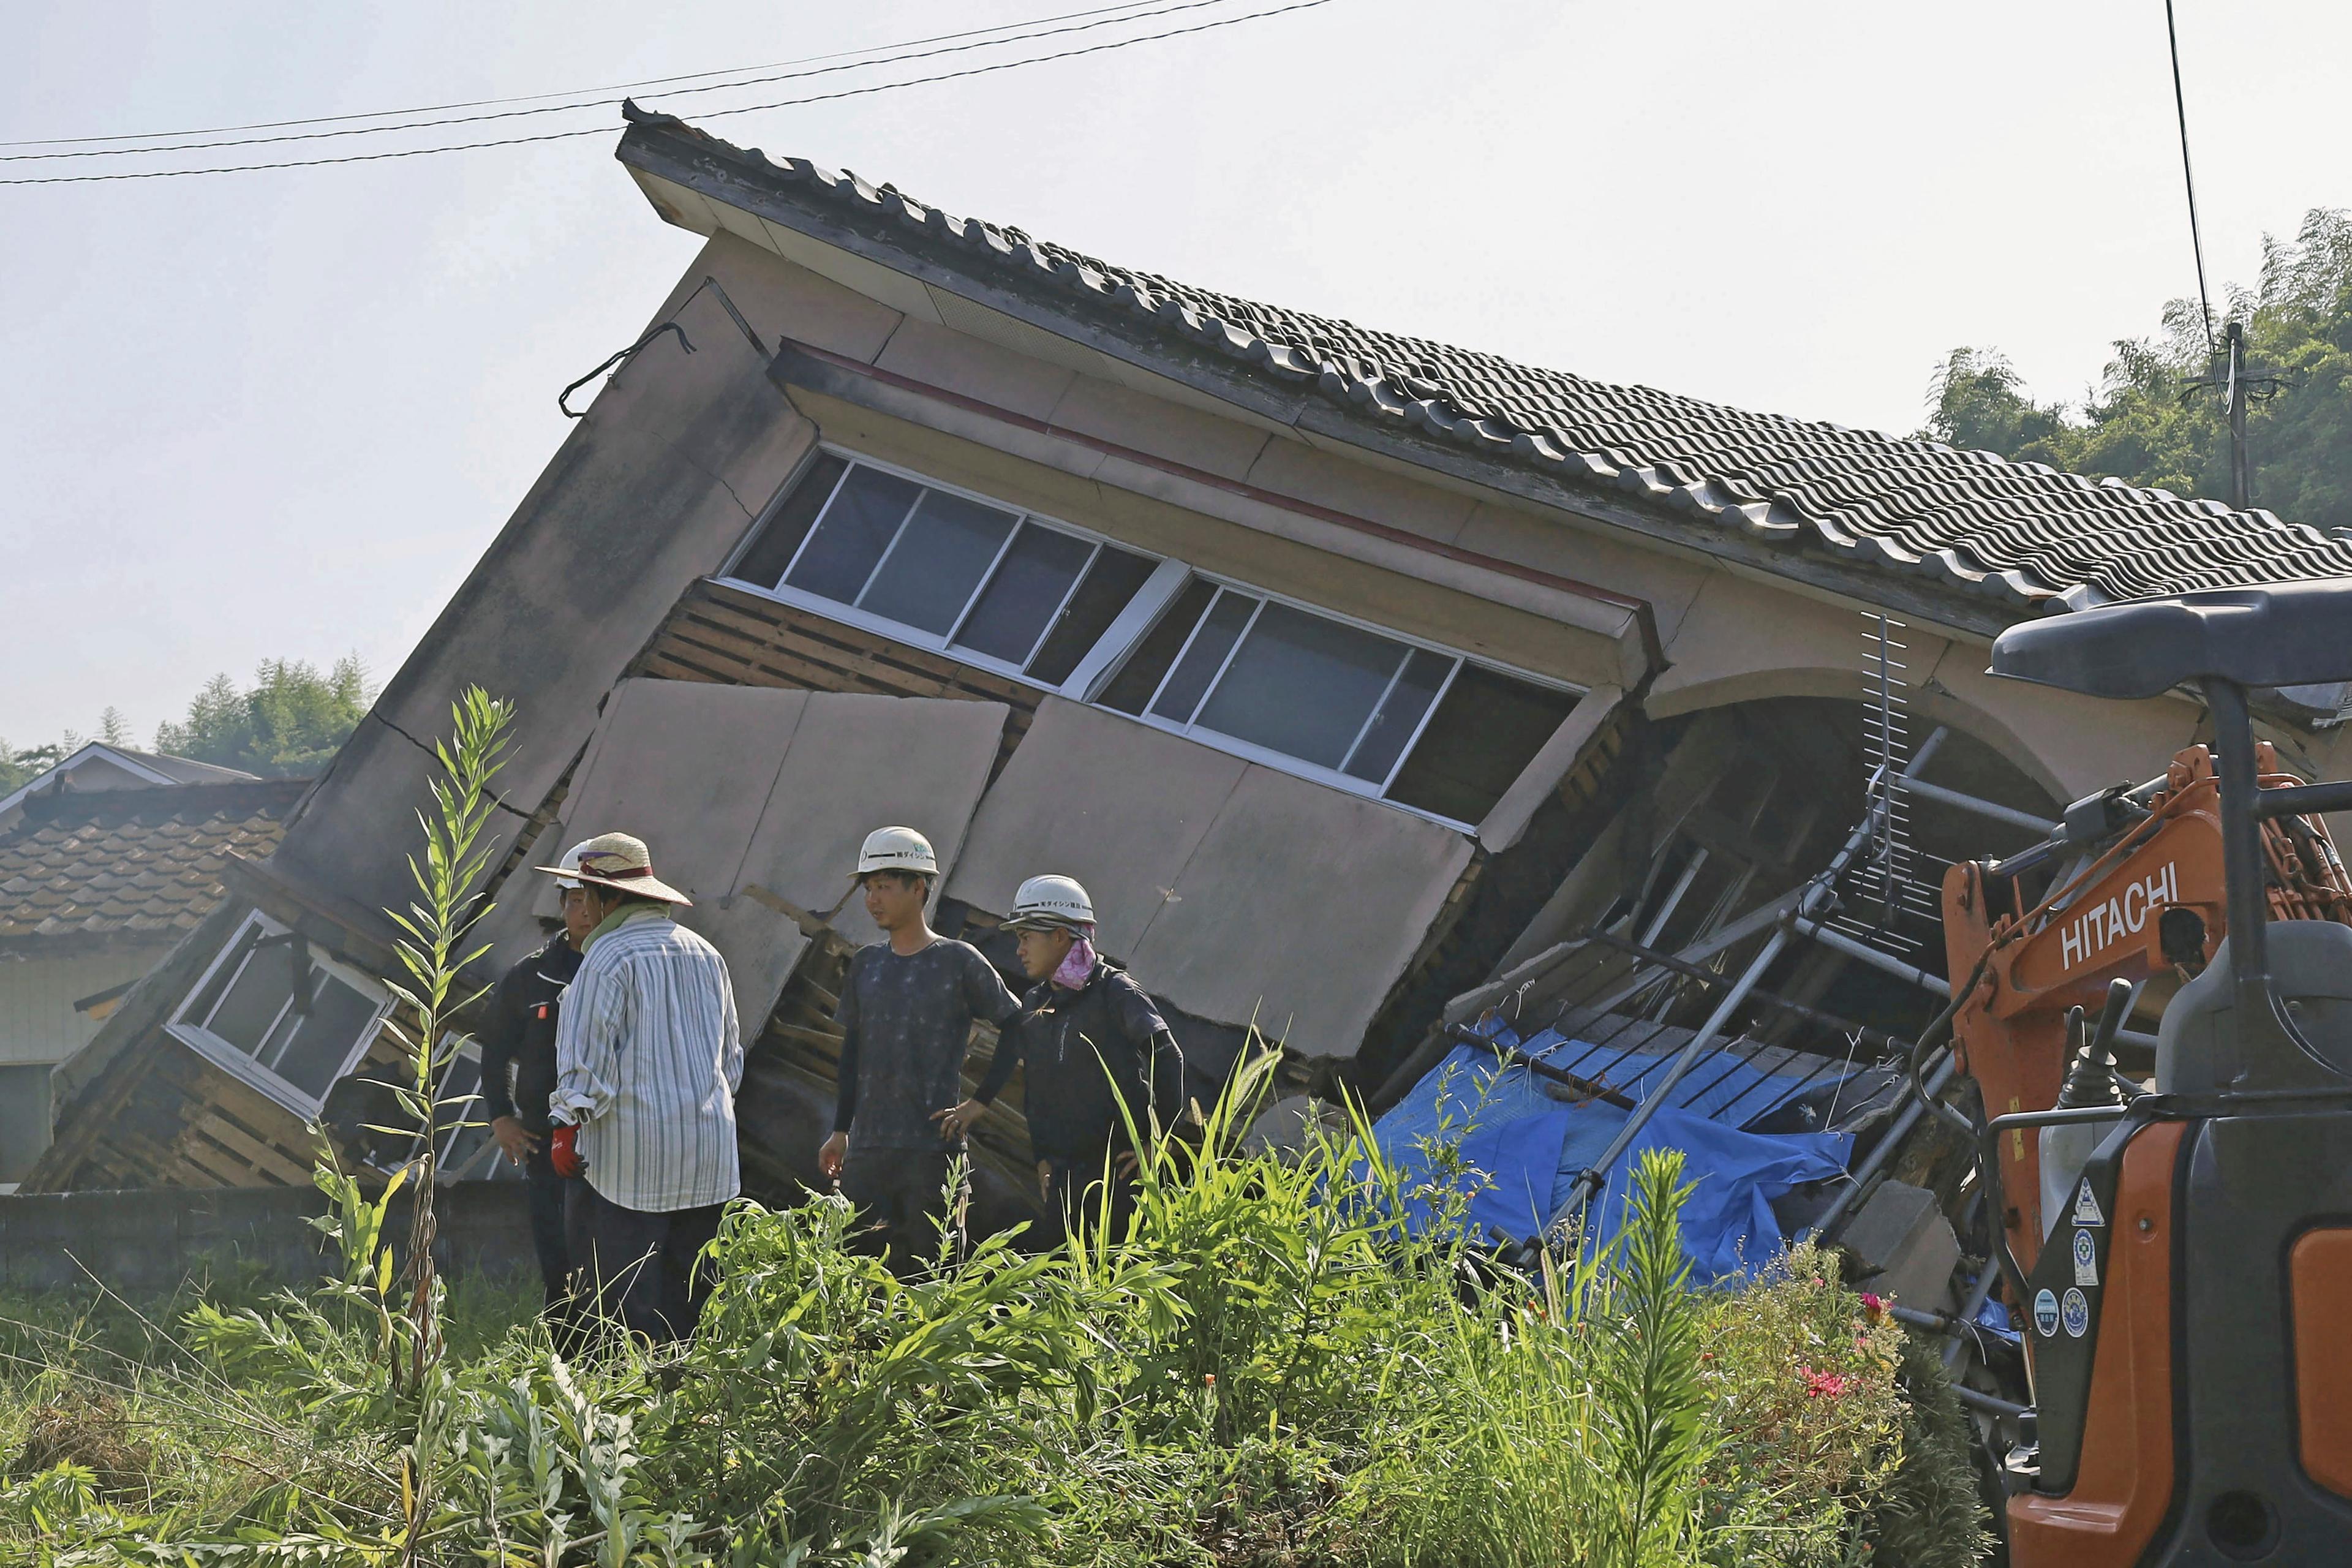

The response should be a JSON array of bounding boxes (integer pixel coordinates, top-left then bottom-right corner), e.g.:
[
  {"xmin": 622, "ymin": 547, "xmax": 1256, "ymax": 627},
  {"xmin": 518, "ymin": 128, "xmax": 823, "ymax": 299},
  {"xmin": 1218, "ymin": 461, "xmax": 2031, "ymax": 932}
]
[
  {"xmin": 0, "ymin": 746, "xmax": 303, "ymax": 1185},
  {"xmin": 29, "ymin": 107, "xmax": 2352, "ymax": 1274}
]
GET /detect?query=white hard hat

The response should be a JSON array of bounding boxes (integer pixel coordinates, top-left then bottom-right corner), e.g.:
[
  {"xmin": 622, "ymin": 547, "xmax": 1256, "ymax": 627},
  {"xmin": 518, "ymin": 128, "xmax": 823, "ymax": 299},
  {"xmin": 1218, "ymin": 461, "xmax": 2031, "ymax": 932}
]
[
  {"xmin": 1003, "ymin": 874, "xmax": 1094, "ymax": 932},
  {"xmin": 551, "ymin": 839, "xmax": 594, "ymax": 890},
  {"xmin": 854, "ymin": 825, "xmax": 938, "ymax": 880}
]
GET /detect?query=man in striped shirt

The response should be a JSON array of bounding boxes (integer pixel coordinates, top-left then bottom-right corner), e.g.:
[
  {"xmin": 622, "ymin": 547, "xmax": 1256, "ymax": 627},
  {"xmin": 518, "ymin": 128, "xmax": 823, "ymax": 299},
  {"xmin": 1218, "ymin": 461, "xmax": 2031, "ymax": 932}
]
[{"xmin": 543, "ymin": 832, "xmax": 742, "ymax": 1344}]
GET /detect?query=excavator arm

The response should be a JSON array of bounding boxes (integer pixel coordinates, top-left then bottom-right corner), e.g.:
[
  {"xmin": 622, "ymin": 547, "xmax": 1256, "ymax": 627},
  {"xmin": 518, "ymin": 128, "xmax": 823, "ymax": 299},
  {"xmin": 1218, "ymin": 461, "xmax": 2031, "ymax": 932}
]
[{"xmin": 1942, "ymin": 743, "xmax": 2352, "ymax": 1272}]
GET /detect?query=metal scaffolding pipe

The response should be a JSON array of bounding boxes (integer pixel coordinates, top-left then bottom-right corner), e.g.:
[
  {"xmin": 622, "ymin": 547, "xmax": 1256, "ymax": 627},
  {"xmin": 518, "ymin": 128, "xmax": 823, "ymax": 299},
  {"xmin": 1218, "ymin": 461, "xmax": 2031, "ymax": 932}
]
[
  {"xmin": 1565, "ymin": 925, "xmax": 1793, "ymax": 1214},
  {"xmin": 1943, "ymin": 1257, "xmax": 2003, "ymax": 1371},
  {"xmin": 1567, "ymin": 759, "xmax": 1922, "ymax": 1216},
  {"xmin": 1902, "ymin": 775, "xmax": 2061, "ymax": 837},
  {"xmin": 1803, "ymin": 1048, "xmax": 1956, "ymax": 1242},
  {"xmin": 1950, "ymin": 1384, "xmax": 2034, "ymax": 1421},
  {"xmin": 1793, "ymin": 918, "xmax": 1953, "ymax": 997},
  {"xmin": 1808, "ymin": 1050, "xmax": 1956, "ymax": 1239}
]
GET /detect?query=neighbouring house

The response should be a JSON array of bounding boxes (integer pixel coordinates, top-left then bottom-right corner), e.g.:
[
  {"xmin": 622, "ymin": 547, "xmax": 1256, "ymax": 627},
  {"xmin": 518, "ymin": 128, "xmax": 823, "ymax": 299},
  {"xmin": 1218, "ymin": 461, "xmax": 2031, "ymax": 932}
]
[
  {"xmin": 0, "ymin": 742, "xmax": 263, "ymax": 832},
  {"xmin": 29, "ymin": 105, "xmax": 2352, "ymax": 1212},
  {"xmin": 0, "ymin": 747, "xmax": 304, "ymax": 1185}
]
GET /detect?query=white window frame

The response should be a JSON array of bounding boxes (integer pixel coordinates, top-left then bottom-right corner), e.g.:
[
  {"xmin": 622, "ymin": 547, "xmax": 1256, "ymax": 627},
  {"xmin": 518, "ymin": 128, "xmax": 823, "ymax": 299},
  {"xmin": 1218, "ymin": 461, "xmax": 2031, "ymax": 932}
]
[
  {"xmin": 166, "ymin": 910, "xmax": 394, "ymax": 1117},
  {"xmin": 720, "ymin": 446, "xmax": 1585, "ymax": 832},
  {"xmin": 720, "ymin": 447, "xmax": 1171, "ymax": 692},
  {"xmin": 422, "ymin": 1032, "xmax": 519, "ymax": 1185},
  {"xmin": 1113, "ymin": 581, "xmax": 1466, "ymax": 803}
]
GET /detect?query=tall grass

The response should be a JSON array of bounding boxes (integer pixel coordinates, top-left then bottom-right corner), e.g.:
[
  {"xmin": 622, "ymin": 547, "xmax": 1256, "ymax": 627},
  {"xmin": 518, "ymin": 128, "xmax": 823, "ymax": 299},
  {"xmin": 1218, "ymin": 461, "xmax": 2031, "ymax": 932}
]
[{"xmin": 1, "ymin": 1049, "xmax": 1983, "ymax": 1566}]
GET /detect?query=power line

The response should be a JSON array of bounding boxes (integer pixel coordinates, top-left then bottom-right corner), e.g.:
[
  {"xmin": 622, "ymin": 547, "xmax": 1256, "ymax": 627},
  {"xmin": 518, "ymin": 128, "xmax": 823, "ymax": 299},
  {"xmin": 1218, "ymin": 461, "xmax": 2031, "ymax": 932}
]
[
  {"xmin": 2, "ymin": 0, "xmax": 1236, "ymax": 164},
  {"xmin": 0, "ymin": 0, "xmax": 1335, "ymax": 187},
  {"xmin": 0, "ymin": 1, "xmax": 1171, "ymax": 149},
  {"xmin": 2162, "ymin": 0, "xmax": 2217, "ymax": 356}
]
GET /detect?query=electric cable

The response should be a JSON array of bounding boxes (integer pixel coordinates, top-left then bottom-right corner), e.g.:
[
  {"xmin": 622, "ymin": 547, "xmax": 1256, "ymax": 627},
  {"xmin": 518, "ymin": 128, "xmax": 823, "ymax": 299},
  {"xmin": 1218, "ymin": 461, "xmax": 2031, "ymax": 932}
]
[
  {"xmin": 1, "ymin": 0, "xmax": 1238, "ymax": 164},
  {"xmin": 2163, "ymin": 0, "xmax": 2218, "ymax": 355},
  {"xmin": 0, "ymin": 0, "xmax": 1334, "ymax": 187},
  {"xmin": 0, "ymin": 1, "xmax": 1172, "ymax": 149}
]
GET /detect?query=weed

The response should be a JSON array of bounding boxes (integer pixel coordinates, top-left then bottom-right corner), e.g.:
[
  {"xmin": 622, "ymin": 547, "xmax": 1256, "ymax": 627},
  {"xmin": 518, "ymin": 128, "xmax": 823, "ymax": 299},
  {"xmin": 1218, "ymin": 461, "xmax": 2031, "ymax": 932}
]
[{"xmin": 0, "ymin": 1046, "xmax": 1986, "ymax": 1566}]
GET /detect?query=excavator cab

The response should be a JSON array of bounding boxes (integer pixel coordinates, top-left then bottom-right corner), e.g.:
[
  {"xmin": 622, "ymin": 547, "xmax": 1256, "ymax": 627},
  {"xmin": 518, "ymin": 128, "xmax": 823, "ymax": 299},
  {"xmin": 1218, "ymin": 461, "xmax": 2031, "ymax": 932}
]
[{"xmin": 1975, "ymin": 580, "xmax": 2352, "ymax": 1565}]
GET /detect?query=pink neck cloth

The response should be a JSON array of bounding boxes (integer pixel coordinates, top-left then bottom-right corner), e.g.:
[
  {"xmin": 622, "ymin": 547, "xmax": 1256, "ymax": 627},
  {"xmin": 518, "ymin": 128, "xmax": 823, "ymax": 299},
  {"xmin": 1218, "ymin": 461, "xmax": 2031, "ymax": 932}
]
[{"xmin": 1052, "ymin": 932, "xmax": 1098, "ymax": 989}]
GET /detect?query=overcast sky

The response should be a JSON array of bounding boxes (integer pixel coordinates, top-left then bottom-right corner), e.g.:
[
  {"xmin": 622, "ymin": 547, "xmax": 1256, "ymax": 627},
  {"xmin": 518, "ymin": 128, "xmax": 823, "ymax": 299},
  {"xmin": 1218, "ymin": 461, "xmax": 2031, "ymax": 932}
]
[{"xmin": 6, "ymin": 0, "xmax": 2346, "ymax": 748}]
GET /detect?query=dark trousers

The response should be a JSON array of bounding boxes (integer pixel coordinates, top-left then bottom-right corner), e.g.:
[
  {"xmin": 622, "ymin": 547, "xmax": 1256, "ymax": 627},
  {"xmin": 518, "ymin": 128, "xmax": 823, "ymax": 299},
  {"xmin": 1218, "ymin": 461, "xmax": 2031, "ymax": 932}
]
[
  {"xmin": 564, "ymin": 1182, "xmax": 725, "ymax": 1344},
  {"xmin": 1041, "ymin": 1153, "xmax": 1139, "ymax": 1249},
  {"xmin": 522, "ymin": 1150, "xmax": 573, "ymax": 1308},
  {"xmin": 842, "ymin": 1146, "xmax": 965, "ymax": 1273}
]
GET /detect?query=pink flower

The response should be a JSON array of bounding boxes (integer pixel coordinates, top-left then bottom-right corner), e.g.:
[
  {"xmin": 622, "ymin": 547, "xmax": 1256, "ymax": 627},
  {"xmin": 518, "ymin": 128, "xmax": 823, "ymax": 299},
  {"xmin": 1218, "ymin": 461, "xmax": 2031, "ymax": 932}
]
[
  {"xmin": 1799, "ymin": 1365, "xmax": 1853, "ymax": 1399},
  {"xmin": 1860, "ymin": 1291, "xmax": 1886, "ymax": 1323}
]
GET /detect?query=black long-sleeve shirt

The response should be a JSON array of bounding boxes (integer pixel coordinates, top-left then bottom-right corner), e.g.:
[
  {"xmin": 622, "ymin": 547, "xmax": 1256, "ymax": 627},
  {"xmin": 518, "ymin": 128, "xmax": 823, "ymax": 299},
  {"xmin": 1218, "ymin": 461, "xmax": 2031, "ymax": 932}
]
[
  {"xmin": 477, "ymin": 935, "xmax": 582, "ymax": 1134},
  {"xmin": 976, "ymin": 959, "xmax": 1183, "ymax": 1167}
]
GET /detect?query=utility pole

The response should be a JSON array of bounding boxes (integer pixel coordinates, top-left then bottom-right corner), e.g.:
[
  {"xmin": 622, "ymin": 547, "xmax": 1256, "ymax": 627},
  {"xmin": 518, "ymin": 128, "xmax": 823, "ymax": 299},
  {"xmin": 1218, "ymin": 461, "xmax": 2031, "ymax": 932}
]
[
  {"xmin": 2224, "ymin": 320, "xmax": 2250, "ymax": 511},
  {"xmin": 2182, "ymin": 320, "xmax": 2281, "ymax": 514}
]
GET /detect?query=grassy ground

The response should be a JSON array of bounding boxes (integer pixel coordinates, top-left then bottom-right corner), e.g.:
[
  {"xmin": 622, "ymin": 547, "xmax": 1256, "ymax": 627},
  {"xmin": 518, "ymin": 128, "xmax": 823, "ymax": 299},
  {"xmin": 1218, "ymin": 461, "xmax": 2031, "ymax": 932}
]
[{"xmin": 0, "ymin": 1096, "xmax": 1989, "ymax": 1567}]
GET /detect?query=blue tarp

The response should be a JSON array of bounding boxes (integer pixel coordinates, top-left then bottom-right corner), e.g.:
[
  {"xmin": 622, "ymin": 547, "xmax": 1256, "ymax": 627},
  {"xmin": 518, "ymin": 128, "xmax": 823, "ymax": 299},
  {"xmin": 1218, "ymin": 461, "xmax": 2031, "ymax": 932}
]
[{"xmin": 1368, "ymin": 1025, "xmax": 1853, "ymax": 1283}]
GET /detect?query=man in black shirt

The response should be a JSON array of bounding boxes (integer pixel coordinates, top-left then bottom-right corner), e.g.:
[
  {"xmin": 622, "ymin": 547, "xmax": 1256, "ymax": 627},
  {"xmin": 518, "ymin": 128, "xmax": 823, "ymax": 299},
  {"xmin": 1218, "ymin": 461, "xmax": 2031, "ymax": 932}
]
[
  {"xmin": 479, "ymin": 840, "xmax": 597, "ymax": 1315},
  {"xmin": 817, "ymin": 826, "xmax": 1022, "ymax": 1271},
  {"xmin": 937, "ymin": 875, "xmax": 1185, "ymax": 1246}
]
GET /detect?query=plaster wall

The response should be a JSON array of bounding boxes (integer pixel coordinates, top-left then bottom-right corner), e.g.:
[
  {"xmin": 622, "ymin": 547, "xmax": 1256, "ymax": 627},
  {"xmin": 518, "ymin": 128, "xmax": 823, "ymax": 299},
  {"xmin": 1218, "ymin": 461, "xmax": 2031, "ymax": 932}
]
[
  {"xmin": 270, "ymin": 238, "xmax": 826, "ymax": 933},
  {"xmin": 1648, "ymin": 567, "xmax": 2199, "ymax": 804},
  {"xmin": 0, "ymin": 949, "xmax": 170, "ymax": 1068}
]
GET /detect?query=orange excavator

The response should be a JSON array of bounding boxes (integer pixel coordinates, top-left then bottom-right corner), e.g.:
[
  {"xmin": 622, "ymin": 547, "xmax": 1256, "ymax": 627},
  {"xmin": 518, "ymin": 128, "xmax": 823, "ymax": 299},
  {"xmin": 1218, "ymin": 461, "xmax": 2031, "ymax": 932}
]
[{"xmin": 1931, "ymin": 581, "xmax": 2352, "ymax": 1565}]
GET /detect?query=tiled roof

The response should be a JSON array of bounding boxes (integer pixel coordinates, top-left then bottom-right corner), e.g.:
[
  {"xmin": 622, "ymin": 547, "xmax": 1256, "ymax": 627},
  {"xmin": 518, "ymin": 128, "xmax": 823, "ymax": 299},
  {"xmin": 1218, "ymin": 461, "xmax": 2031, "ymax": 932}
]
[
  {"xmin": 620, "ymin": 107, "xmax": 2352, "ymax": 615},
  {"xmin": 0, "ymin": 780, "xmax": 306, "ymax": 946}
]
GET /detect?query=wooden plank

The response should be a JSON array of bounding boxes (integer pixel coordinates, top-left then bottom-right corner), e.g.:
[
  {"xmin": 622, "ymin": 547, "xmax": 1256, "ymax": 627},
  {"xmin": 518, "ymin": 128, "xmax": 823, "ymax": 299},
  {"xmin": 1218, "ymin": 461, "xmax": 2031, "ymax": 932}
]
[
  {"xmin": 769, "ymin": 1022, "xmax": 845, "ymax": 1055},
  {"xmin": 190, "ymin": 1112, "xmax": 309, "ymax": 1186},
  {"xmin": 197, "ymin": 1071, "xmax": 313, "ymax": 1145},
  {"xmin": 167, "ymin": 1134, "xmax": 251, "ymax": 1189},
  {"xmin": 671, "ymin": 628, "xmax": 922, "ymax": 700},
  {"xmin": 669, "ymin": 618, "xmax": 865, "ymax": 682},
  {"xmin": 636, "ymin": 650, "xmax": 735, "ymax": 686},
  {"xmin": 673, "ymin": 592, "xmax": 1039, "ymax": 708}
]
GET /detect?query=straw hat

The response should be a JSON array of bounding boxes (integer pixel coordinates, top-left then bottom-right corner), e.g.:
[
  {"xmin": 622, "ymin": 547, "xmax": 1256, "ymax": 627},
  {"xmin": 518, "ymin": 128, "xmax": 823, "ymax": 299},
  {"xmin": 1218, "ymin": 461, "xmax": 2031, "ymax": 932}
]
[{"xmin": 535, "ymin": 832, "xmax": 692, "ymax": 906}]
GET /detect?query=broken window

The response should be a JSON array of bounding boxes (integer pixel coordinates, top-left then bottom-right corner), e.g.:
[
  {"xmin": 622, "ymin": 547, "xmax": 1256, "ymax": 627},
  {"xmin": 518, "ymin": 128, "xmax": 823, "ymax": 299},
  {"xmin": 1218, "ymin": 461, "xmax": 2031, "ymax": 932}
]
[
  {"xmin": 727, "ymin": 454, "xmax": 1158, "ymax": 683},
  {"xmin": 726, "ymin": 450, "xmax": 1582, "ymax": 830},
  {"xmin": 168, "ymin": 912, "xmax": 391, "ymax": 1113}
]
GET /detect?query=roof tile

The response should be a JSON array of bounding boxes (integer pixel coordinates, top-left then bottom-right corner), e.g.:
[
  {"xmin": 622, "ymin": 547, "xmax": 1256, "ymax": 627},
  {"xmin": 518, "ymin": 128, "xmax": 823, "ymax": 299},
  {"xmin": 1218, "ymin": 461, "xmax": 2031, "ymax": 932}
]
[{"xmin": 0, "ymin": 781, "xmax": 307, "ymax": 944}]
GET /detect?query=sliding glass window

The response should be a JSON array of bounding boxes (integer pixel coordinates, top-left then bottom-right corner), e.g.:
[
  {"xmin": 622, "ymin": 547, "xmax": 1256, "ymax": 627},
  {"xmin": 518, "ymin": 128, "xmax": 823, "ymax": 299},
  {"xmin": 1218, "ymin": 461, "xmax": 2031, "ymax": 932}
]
[
  {"xmin": 727, "ymin": 454, "xmax": 1159, "ymax": 685},
  {"xmin": 726, "ymin": 451, "xmax": 1583, "ymax": 827}
]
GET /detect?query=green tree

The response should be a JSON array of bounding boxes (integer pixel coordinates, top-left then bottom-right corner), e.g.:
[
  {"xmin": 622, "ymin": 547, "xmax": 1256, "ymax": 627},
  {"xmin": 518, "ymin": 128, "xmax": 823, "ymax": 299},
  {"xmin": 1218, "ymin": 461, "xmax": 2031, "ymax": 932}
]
[
  {"xmin": 1924, "ymin": 207, "xmax": 2352, "ymax": 529},
  {"xmin": 0, "ymin": 739, "xmax": 74, "ymax": 794},
  {"xmin": 153, "ymin": 655, "xmax": 374, "ymax": 777}
]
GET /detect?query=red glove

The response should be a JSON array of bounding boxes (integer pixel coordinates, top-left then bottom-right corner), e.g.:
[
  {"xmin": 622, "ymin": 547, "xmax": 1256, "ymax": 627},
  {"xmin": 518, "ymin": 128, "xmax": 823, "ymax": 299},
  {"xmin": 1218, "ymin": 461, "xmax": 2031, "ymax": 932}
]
[{"xmin": 548, "ymin": 1123, "xmax": 586, "ymax": 1179}]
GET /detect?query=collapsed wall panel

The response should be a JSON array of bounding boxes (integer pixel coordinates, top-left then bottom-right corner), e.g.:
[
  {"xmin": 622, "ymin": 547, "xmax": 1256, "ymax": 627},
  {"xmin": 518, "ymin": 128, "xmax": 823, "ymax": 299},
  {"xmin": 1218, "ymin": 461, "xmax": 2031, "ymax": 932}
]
[
  {"xmin": 475, "ymin": 679, "xmax": 1006, "ymax": 1030},
  {"xmin": 945, "ymin": 696, "xmax": 1472, "ymax": 1057}
]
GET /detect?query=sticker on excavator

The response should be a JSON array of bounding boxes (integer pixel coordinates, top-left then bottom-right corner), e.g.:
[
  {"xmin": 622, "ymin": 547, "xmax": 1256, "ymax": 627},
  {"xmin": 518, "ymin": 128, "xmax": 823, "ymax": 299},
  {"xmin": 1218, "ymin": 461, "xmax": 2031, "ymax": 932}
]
[
  {"xmin": 2061, "ymin": 1287, "xmax": 2090, "ymax": 1338},
  {"xmin": 2034, "ymin": 1289, "xmax": 2061, "ymax": 1337},
  {"xmin": 2072, "ymin": 1227, "xmax": 2099, "ymax": 1286},
  {"xmin": 2072, "ymin": 1177, "xmax": 2105, "ymax": 1227}
]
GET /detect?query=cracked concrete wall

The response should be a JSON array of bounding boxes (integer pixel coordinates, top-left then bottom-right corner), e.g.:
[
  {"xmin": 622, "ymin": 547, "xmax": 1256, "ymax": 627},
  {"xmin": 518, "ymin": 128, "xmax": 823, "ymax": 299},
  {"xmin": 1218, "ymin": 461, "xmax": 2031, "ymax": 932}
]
[{"xmin": 270, "ymin": 240, "xmax": 828, "ymax": 935}]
